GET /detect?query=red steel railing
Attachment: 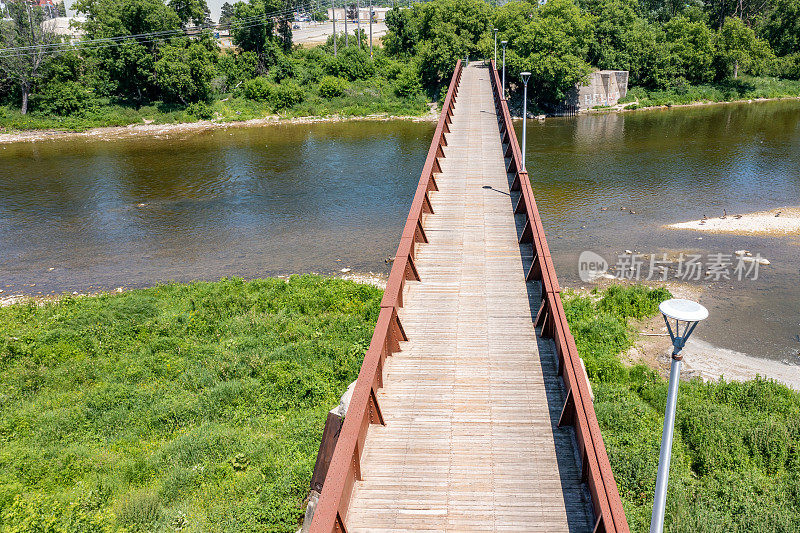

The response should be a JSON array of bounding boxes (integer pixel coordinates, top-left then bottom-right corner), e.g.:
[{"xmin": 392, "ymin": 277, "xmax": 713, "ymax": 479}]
[
  {"xmin": 488, "ymin": 60, "xmax": 630, "ymax": 533},
  {"xmin": 309, "ymin": 59, "xmax": 464, "ymax": 533}
]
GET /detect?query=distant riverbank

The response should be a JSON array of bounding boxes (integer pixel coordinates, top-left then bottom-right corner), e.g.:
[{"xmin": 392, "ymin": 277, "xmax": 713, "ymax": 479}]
[{"xmin": 0, "ymin": 107, "xmax": 438, "ymax": 145}]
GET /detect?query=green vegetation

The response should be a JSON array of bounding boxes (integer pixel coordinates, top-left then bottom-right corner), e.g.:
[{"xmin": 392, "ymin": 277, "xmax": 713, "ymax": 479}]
[
  {"xmin": 4, "ymin": 0, "xmax": 800, "ymax": 130},
  {"xmin": 618, "ymin": 75, "xmax": 800, "ymax": 108},
  {"xmin": 0, "ymin": 276, "xmax": 381, "ymax": 532},
  {"xmin": 0, "ymin": 274, "xmax": 797, "ymax": 532},
  {"xmin": 563, "ymin": 285, "xmax": 800, "ymax": 532}
]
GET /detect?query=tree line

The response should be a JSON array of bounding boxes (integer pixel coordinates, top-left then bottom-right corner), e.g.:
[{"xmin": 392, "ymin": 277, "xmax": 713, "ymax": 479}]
[
  {"xmin": 386, "ymin": 0, "xmax": 800, "ymax": 106},
  {"xmin": 0, "ymin": 0, "xmax": 799, "ymax": 119}
]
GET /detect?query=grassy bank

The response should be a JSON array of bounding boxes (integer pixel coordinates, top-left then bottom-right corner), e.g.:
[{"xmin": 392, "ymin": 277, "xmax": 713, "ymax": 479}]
[
  {"xmin": 563, "ymin": 286, "xmax": 800, "ymax": 532},
  {"xmin": 0, "ymin": 276, "xmax": 381, "ymax": 532},
  {"xmin": 0, "ymin": 83, "xmax": 429, "ymax": 134},
  {"xmin": 620, "ymin": 75, "xmax": 800, "ymax": 109},
  {"xmin": 2, "ymin": 279, "xmax": 797, "ymax": 532}
]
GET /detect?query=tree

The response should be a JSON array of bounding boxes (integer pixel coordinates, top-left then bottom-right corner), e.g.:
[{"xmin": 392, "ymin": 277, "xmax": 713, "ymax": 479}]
[
  {"xmin": 168, "ymin": 0, "xmax": 210, "ymax": 26},
  {"xmin": 716, "ymin": 16, "xmax": 773, "ymax": 78},
  {"xmin": 230, "ymin": 0, "xmax": 277, "ymax": 64},
  {"xmin": 74, "ymin": 0, "xmax": 183, "ymax": 102},
  {"xmin": 154, "ymin": 37, "xmax": 218, "ymax": 103},
  {"xmin": 760, "ymin": 0, "xmax": 800, "ymax": 56},
  {"xmin": 0, "ymin": 0, "xmax": 60, "ymax": 114},
  {"xmin": 664, "ymin": 15, "xmax": 716, "ymax": 83},
  {"xmin": 496, "ymin": 0, "xmax": 594, "ymax": 105},
  {"xmin": 383, "ymin": 6, "xmax": 418, "ymax": 57},
  {"xmin": 219, "ymin": 1, "xmax": 235, "ymax": 26},
  {"xmin": 383, "ymin": 0, "xmax": 491, "ymax": 87}
]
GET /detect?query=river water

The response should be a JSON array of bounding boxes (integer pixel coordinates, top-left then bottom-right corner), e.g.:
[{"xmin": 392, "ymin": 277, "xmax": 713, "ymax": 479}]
[{"xmin": 1, "ymin": 101, "xmax": 799, "ymax": 361}]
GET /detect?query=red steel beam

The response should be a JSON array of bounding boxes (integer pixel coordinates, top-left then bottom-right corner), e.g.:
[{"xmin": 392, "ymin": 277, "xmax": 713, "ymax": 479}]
[
  {"xmin": 488, "ymin": 60, "xmax": 630, "ymax": 533},
  {"xmin": 309, "ymin": 60, "xmax": 463, "ymax": 533}
]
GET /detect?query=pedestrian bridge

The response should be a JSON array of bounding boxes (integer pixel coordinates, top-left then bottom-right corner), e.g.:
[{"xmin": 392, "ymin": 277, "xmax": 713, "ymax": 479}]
[{"xmin": 309, "ymin": 61, "xmax": 630, "ymax": 533}]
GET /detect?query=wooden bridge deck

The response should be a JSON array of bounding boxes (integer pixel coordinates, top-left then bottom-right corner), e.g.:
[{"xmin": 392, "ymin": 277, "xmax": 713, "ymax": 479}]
[{"xmin": 343, "ymin": 63, "xmax": 593, "ymax": 531}]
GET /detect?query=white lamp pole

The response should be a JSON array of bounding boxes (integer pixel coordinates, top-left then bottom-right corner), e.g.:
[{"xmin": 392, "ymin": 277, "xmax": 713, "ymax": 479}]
[
  {"xmin": 650, "ymin": 299, "xmax": 708, "ymax": 533},
  {"xmin": 521, "ymin": 71, "xmax": 530, "ymax": 171},
  {"xmin": 501, "ymin": 40, "xmax": 508, "ymax": 99}
]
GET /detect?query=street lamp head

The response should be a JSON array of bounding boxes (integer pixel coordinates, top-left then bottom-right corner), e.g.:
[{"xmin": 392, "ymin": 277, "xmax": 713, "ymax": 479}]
[
  {"xmin": 520, "ymin": 71, "xmax": 531, "ymax": 84},
  {"xmin": 501, "ymin": 40, "xmax": 508, "ymax": 48},
  {"xmin": 659, "ymin": 298, "xmax": 708, "ymax": 357},
  {"xmin": 659, "ymin": 299, "xmax": 708, "ymax": 323}
]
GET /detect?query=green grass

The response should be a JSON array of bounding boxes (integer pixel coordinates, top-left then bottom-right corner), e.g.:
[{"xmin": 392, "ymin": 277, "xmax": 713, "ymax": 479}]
[
  {"xmin": 621, "ymin": 76, "xmax": 800, "ymax": 109},
  {"xmin": 0, "ymin": 276, "xmax": 381, "ymax": 532},
  {"xmin": 563, "ymin": 285, "xmax": 800, "ymax": 532},
  {"xmin": 0, "ymin": 81, "xmax": 429, "ymax": 133},
  {"xmin": 3, "ymin": 278, "xmax": 796, "ymax": 531}
]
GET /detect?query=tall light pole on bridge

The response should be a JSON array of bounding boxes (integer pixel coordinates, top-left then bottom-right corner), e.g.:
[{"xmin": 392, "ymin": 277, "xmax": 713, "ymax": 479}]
[
  {"xmin": 501, "ymin": 40, "xmax": 508, "ymax": 99},
  {"xmin": 493, "ymin": 28, "xmax": 498, "ymax": 65},
  {"xmin": 520, "ymin": 71, "xmax": 530, "ymax": 171},
  {"xmin": 650, "ymin": 299, "xmax": 708, "ymax": 533}
]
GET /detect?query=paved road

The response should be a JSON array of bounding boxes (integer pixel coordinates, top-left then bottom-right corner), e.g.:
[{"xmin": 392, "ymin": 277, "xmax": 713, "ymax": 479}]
[{"xmin": 293, "ymin": 21, "xmax": 388, "ymax": 46}]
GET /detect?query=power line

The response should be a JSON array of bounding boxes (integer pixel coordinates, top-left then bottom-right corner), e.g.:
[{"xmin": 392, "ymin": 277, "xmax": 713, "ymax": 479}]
[{"xmin": 0, "ymin": 2, "xmax": 317, "ymax": 58}]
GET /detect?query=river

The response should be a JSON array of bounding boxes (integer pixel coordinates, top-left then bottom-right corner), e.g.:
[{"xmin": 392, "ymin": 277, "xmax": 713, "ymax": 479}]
[{"xmin": 1, "ymin": 101, "xmax": 799, "ymax": 362}]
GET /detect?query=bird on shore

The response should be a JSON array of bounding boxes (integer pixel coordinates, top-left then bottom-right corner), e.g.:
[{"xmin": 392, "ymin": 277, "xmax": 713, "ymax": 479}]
[
  {"xmin": 734, "ymin": 214, "xmax": 742, "ymax": 219},
  {"xmin": 775, "ymin": 211, "xmax": 782, "ymax": 217},
  {"xmin": 629, "ymin": 209, "xmax": 637, "ymax": 214},
  {"xmin": 721, "ymin": 209, "xmax": 727, "ymax": 219}
]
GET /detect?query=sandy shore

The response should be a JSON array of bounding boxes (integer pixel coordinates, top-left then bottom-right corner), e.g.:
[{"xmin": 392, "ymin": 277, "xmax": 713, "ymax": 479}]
[
  {"xmin": 665, "ymin": 206, "xmax": 800, "ymax": 236},
  {"xmin": 0, "ymin": 107, "xmax": 439, "ymax": 145},
  {"xmin": 627, "ymin": 313, "xmax": 800, "ymax": 391}
]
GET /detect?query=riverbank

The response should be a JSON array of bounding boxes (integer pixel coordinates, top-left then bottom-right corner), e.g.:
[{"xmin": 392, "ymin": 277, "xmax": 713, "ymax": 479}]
[
  {"xmin": 563, "ymin": 284, "xmax": 800, "ymax": 531},
  {"xmin": 0, "ymin": 106, "xmax": 438, "ymax": 145},
  {"xmin": 568, "ymin": 281, "xmax": 800, "ymax": 390}
]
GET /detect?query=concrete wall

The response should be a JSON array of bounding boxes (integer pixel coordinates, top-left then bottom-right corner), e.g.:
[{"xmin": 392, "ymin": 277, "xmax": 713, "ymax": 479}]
[{"xmin": 569, "ymin": 70, "xmax": 629, "ymax": 112}]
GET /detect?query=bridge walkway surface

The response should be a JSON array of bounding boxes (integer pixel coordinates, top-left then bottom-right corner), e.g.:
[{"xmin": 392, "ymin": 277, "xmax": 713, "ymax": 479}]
[
  {"xmin": 309, "ymin": 60, "xmax": 629, "ymax": 533},
  {"xmin": 345, "ymin": 63, "xmax": 591, "ymax": 531}
]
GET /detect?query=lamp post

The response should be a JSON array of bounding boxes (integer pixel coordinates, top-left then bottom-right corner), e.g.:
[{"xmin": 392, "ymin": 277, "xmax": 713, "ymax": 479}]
[
  {"xmin": 493, "ymin": 28, "xmax": 498, "ymax": 65},
  {"xmin": 650, "ymin": 299, "xmax": 708, "ymax": 533},
  {"xmin": 501, "ymin": 40, "xmax": 507, "ymax": 99},
  {"xmin": 520, "ymin": 71, "xmax": 530, "ymax": 171}
]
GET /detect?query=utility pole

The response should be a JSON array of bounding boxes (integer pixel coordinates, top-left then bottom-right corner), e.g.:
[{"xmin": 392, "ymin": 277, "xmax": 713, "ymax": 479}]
[
  {"xmin": 332, "ymin": 0, "xmax": 337, "ymax": 56},
  {"xmin": 356, "ymin": 0, "xmax": 361, "ymax": 49},
  {"xmin": 344, "ymin": 2, "xmax": 348, "ymax": 47},
  {"xmin": 369, "ymin": 1, "xmax": 373, "ymax": 57}
]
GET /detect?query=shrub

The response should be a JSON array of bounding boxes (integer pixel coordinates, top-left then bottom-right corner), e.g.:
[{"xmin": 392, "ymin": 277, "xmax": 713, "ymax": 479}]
[
  {"xmin": 327, "ymin": 47, "xmax": 375, "ymax": 81},
  {"xmin": 394, "ymin": 65, "xmax": 423, "ymax": 98},
  {"xmin": 186, "ymin": 101, "xmax": 215, "ymax": 119},
  {"xmin": 270, "ymin": 82, "xmax": 304, "ymax": 110},
  {"xmin": 318, "ymin": 76, "xmax": 347, "ymax": 98},
  {"xmin": 33, "ymin": 81, "xmax": 97, "ymax": 117},
  {"xmin": 241, "ymin": 77, "xmax": 272, "ymax": 101}
]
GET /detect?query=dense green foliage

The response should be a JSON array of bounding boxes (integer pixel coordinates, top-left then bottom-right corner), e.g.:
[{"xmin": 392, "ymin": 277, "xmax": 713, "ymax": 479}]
[
  {"xmin": 3, "ymin": 0, "xmax": 800, "ymax": 126},
  {"xmin": 0, "ymin": 276, "xmax": 381, "ymax": 532},
  {"xmin": 383, "ymin": 0, "xmax": 800, "ymax": 107},
  {"xmin": 563, "ymin": 286, "xmax": 800, "ymax": 532}
]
